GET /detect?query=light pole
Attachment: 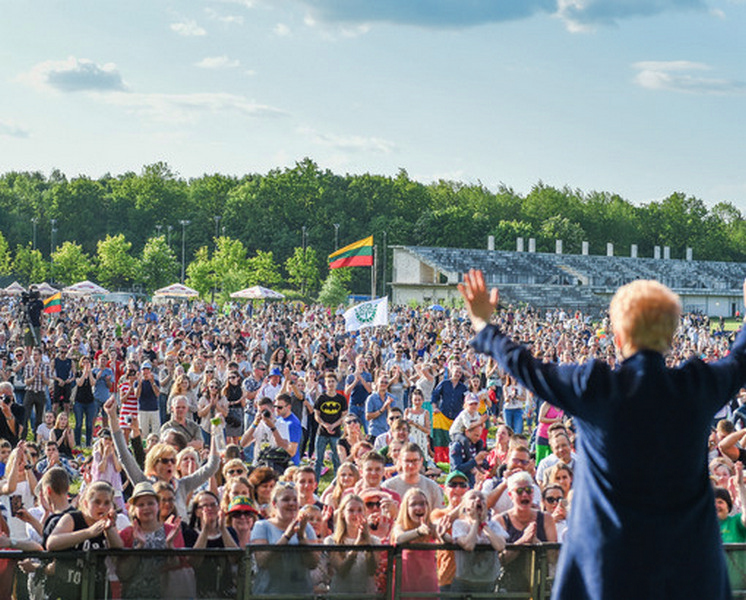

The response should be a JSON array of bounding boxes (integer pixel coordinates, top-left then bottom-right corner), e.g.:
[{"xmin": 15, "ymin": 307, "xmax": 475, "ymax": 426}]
[
  {"xmin": 155, "ymin": 224, "xmax": 162, "ymax": 237},
  {"xmin": 167, "ymin": 225, "xmax": 173, "ymax": 248},
  {"xmin": 301, "ymin": 226, "xmax": 307, "ymax": 296},
  {"xmin": 179, "ymin": 220, "xmax": 190, "ymax": 283},
  {"xmin": 31, "ymin": 217, "xmax": 38, "ymax": 250},
  {"xmin": 382, "ymin": 230, "xmax": 387, "ymax": 297},
  {"xmin": 50, "ymin": 219, "xmax": 58, "ymax": 283},
  {"xmin": 333, "ymin": 223, "xmax": 340, "ymax": 251},
  {"xmin": 214, "ymin": 215, "xmax": 222, "ymax": 247}
]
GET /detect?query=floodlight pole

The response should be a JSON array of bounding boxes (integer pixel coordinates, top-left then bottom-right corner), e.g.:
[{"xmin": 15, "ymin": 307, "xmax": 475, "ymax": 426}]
[{"xmin": 180, "ymin": 220, "xmax": 190, "ymax": 283}]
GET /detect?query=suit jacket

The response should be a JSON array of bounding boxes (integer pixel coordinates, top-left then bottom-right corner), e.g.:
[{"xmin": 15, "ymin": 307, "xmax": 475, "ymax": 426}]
[{"xmin": 472, "ymin": 324, "xmax": 746, "ymax": 600}]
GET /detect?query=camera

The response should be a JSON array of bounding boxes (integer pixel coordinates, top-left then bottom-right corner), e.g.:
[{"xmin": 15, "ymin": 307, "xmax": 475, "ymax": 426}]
[
  {"xmin": 2, "ymin": 395, "xmax": 12, "ymax": 405},
  {"xmin": 261, "ymin": 409, "xmax": 272, "ymax": 419},
  {"xmin": 20, "ymin": 289, "xmax": 40, "ymax": 305}
]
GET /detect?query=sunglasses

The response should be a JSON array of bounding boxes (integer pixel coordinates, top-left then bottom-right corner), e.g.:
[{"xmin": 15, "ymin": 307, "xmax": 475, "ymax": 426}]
[
  {"xmin": 364, "ymin": 500, "xmax": 381, "ymax": 509},
  {"xmin": 227, "ymin": 469, "xmax": 246, "ymax": 476},
  {"xmin": 544, "ymin": 496, "xmax": 562, "ymax": 505},
  {"xmin": 447, "ymin": 481, "xmax": 469, "ymax": 489},
  {"xmin": 513, "ymin": 486, "xmax": 533, "ymax": 496},
  {"xmin": 159, "ymin": 457, "xmax": 177, "ymax": 465}
]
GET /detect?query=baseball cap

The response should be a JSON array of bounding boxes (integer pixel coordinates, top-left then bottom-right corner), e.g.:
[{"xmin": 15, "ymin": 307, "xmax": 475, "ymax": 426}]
[
  {"xmin": 465, "ymin": 393, "xmax": 479, "ymax": 405},
  {"xmin": 445, "ymin": 470, "xmax": 469, "ymax": 485},
  {"xmin": 227, "ymin": 495, "xmax": 260, "ymax": 516}
]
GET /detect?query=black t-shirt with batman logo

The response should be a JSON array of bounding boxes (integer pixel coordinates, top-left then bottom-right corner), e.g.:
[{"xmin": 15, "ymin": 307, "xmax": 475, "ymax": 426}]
[{"xmin": 314, "ymin": 393, "xmax": 348, "ymax": 437}]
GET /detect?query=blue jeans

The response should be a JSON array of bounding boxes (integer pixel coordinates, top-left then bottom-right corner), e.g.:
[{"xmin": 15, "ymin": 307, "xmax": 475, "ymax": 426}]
[
  {"xmin": 504, "ymin": 407, "xmax": 524, "ymax": 435},
  {"xmin": 158, "ymin": 393, "xmax": 169, "ymax": 426},
  {"xmin": 314, "ymin": 433, "xmax": 341, "ymax": 481},
  {"xmin": 74, "ymin": 401, "xmax": 98, "ymax": 447},
  {"xmin": 349, "ymin": 404, "xmax": 367, "ymax": 434}
]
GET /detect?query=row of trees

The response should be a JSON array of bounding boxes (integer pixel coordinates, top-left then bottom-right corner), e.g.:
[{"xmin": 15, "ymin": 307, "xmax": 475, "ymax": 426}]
[
  {"xmin": 0, "ymin": 232, "xmax": 347, "ymax": 304},
  {"xmin": 2, "ymin": 157, "xmax": 746, "ymax": 297}
]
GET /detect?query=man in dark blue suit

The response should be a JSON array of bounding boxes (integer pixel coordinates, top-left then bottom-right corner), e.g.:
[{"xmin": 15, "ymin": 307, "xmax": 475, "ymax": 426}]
[{"xmin": 459, "ymin": 269, "xmax": 746, "ymax": 600}]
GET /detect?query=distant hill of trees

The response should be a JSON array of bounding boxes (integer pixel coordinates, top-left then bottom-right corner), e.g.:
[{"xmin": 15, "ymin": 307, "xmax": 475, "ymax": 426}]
[{"xmin": 1, "ymin": 157, "xmax": 745, "ymax": 298}]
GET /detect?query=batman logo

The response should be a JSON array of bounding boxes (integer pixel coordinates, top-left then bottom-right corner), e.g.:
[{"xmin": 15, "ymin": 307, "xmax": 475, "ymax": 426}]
[{"xmin": 321, "ymin": 400, "xmax": 342, "ymax": 413}]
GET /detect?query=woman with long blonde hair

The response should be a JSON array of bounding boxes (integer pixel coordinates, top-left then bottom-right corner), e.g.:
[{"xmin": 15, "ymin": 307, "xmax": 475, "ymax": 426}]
[
  {"xmin": 392, "ymin": 488, "xmax": 439, "ymax": 599},
  {"xmin": 324, "ymin": 493, "xmax": 379, "ymax": 594}
]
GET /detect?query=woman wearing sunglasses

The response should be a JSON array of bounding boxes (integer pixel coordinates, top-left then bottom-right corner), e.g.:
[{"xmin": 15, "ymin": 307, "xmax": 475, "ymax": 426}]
[
  {"xmin": 497, "ymin": 471, "xmax": 557, "ymax": 592},
  {"xmin": 104, "ymin": 396, "xmax": 220, "ymax": 519}
]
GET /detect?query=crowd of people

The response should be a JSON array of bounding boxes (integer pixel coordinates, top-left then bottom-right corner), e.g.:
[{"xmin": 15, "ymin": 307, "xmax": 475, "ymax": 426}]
[{"xmin": 0, "ymin": 288, "xmax": 743, "ymax": 598}]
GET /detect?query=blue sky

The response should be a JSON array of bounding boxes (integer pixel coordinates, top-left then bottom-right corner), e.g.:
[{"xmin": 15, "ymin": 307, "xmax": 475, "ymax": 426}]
[{"xmin": 1, "ymin": 0, "xmax": 745, "ymax": 209}]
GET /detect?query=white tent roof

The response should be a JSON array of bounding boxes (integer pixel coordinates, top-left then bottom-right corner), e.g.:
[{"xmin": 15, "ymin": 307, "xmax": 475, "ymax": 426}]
[
  {"xmin": 230, "ymin": 286, "xmax": 285, "ymax": 300},
  {"xmin": 153, "ymin": 283, "xmax": 200, "ymax": 298},
  {"xmin": 32, "ymin": 282, "xmax": 59, "ymax": 296},
  {"xmin": 62, "ymin": 280, "xmax": 109, "ymax": 296},
  {"xmin": 2, "ymin": 281, "xmax": 25, "ymax": 296}
]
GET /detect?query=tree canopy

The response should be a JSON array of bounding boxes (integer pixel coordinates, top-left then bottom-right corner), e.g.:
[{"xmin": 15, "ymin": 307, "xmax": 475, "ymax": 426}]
[{"xmin": 1, "ymin": 159, "xmax": 745, "ymax": 297}]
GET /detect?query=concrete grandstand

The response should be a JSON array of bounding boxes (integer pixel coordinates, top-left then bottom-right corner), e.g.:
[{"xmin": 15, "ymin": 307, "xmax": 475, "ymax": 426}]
[{"xmin": 390, "ymin": 244, "xmax": 746, "ymax": 317}]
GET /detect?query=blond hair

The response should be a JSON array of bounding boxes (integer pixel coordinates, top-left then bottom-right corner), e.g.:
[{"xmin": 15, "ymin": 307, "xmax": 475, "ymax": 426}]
[
  {"xmin": 332, "ymin": 494, "xmax": 365, "ymax": 544},
  {"xmin": 609, "ymin": 280, "xmax": 681, "ymax": 355},
  {"xmin": 144, "ymin": 443, "xmax": 177, "ymax": 477},
  {"xmin": 395, "ymin": 488, "xmax": 431, "ymax": 532}
]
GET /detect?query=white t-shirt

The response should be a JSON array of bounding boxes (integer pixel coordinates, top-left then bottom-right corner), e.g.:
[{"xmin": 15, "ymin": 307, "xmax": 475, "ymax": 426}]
[{"xmin": 452, "ymin": 518, "xmax": 508, "ymax": 582}]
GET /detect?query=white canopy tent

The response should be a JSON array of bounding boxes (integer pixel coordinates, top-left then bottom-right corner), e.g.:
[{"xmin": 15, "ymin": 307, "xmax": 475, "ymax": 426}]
[
  {"xmin": 62, "ymin": 280, "xmax": 110, "ymax": 296},
  {"xmin": 2, "ymin": 281, "xmax": 25, "ymax": 296},
  {"xmin": 230, "ymin": 286, "xmax": 285, "ymax": 300},
  {"xmin": 153, "ymin": 283, "xmax": 200, "ymax": 298},
  {"xmin": 32, "ymin": 282, "xmax": 59, "ymax": 297}
]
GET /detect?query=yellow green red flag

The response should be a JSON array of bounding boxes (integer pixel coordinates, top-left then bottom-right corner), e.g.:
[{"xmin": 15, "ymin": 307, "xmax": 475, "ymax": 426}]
[
  {"xmin": 43, "ymin": 292, "xmax": 62, "ymax": 314},
  {"xmin": 328, "ymin": 236, "xmax": 374, "ymax": 269}
]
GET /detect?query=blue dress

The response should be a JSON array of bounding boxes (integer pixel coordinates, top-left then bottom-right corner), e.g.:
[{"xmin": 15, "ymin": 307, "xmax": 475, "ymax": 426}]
[{"xmin": 472, "ymin": 324, "xmax": 746, "ymax": 600}]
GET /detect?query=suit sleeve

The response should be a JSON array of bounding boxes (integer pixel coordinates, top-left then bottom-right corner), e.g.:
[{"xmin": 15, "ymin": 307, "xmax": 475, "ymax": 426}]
[{"xmin": 470, "ymin": 324, "xmax": 608, "ymax": 419}]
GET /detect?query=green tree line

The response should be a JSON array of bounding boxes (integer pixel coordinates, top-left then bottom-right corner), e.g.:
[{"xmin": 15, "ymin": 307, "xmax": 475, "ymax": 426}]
[{"xmin": 1, "ymin": 157, "xmax": 746, "ymax": 300}]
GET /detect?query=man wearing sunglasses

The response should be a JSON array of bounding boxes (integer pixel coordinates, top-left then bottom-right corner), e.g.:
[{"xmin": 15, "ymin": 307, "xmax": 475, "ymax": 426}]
[
  {"xmin": 484, "ymin": 445, "xmax": 540, "ymax": 513},
  {"xmin": 274, "ymin": 394, "xmax": 302, "ymax": 466},
  {"xmin": 0, "ymin": 381, "xmax": 25, "ymax": 446}
]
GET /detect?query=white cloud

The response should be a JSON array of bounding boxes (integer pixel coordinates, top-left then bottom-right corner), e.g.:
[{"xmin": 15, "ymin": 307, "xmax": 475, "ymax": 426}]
[
  {"xmin": 195, "ymin": 56, "xmax": 241, "ymax": 69},
  {"xmin": 170, "ymin": 20, "xmax": 207, "ymax": 36},
  {"xmin": 632, "ymin": 61, "xmax": 746, "ymax": 94},
  {"xmin": 0, "ymin": 119, "xmax": 30, "ymax": 138},
  {"xmin": 205, "ymin": 8, "xmax": 245, "ymax": 25},
  {"xmin": 18, "ymin": 57, "xmax": 126, "ymax": 93},
  {"xmin": 274, "ymin": 23, "xmax": 291, "ymax": 36},
  {"xmin": 293, "ymin": 0, "xmax": 709, "ymax": 32},
  {"xmin": 300, "ymin": 127, "xmax": 396, "ymax": 154},
  {"xmin": 210, "ymin": 0, "xmax": 254, "ymax": 7},
  {"xmin": 102, "ymin": 91, "xmax": 288, "ymax": 123}
]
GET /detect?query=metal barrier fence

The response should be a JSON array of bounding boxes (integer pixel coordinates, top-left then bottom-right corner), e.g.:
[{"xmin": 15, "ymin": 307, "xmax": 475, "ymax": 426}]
[{"xmin": 4, "ymin": 543, "xmax": 746, "ymax": 599}]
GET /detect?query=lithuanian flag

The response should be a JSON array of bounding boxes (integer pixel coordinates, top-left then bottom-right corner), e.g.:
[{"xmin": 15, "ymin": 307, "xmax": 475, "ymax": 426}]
[
  {"xmin": 328, "ymin": 236, "xmax": 374, "ymax": 269},
  {"xmin": 43, "ymin": 292, "xmax": 62, "ymax": 314}
]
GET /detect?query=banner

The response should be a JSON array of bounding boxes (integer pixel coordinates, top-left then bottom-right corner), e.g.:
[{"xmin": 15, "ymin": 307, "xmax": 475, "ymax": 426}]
[{"xmin": 343, "ymin": 296, "xmax": 388, "ymax": 332}]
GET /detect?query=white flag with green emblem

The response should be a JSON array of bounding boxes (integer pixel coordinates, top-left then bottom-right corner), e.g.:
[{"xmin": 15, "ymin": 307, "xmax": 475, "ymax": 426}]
[{"xmin": 344, "ymin": 297, "xmax": 389, "ymax": 332}]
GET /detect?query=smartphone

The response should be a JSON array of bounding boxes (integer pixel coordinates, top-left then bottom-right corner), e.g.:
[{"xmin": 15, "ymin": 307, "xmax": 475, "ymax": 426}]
[{"xmin": 10, "ymin": 495, "xmax": 22, "ymax": 517}]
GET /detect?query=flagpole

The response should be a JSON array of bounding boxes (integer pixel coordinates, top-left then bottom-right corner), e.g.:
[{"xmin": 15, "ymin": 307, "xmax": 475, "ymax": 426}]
[{"xmin": 371, "ymin": 244, "xmax": 377, "ymax": 300}]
